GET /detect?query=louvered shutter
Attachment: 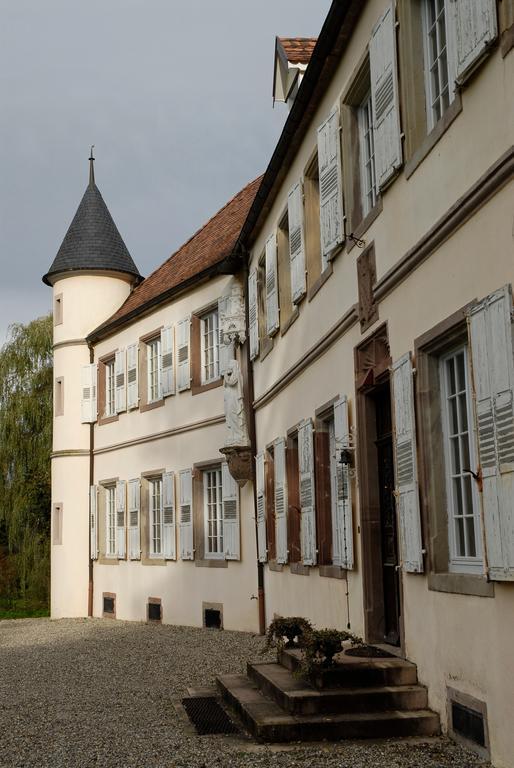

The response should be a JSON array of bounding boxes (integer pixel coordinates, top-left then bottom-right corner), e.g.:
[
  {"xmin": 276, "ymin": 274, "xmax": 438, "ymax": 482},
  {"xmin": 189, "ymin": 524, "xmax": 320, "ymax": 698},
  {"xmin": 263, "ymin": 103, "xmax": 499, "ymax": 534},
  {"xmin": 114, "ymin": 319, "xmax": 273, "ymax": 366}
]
[
  {"xmin": 333, "ymin": 397, "xmax": 354, "ymax": 569},
  {"xmin": 256, "ymin": 452, "xmax": 267, "ymax": 562},
  {"xmin": 370, "ymin": 3, "xmax": 402, "ymax": 189},
  {"xmin": 452, "ymin": 0, "xmax": 498, "ymax": 83},
  {"xmin": 468, "ymin": 285, "xmax": 514, "ymax": 581},
  {"xmin": 115, "ymin": 349, "xmax": 126, "ymax": 413},
  {"xmin": 163, "ymin": 471, "xmax": 176, "ymax": 560},
  {"xmin": 317, "ymin": 107, "xmax": 344, "ymax": 262},
  {"xmin": 265, "ymin": 234, "xmax": 279, "ymax": 335},
  {"xmin": 81, "ymin": 364, "xmax": 97, "ymax": 423},
  {"xmin": 90, "ymin": 485, "xmax": 98, "ymax": 560},
  {"xmin": 298, "ymin": 419, "xmax": 316, "ymax": 566},
  {"xmin": 287, "ymin": 182, "xmax": 306, "ymax": 304},
  {"xmin": 248, "ymin": 269, "xmax": 259, "ymax": 361},
  {"xmin": 161, "ymin": 326, "xmax": 175, "ymax": 397},
  {"xmin": 126, "ymin": 344, "xmax": 139, "ymax": 410},
  {"xmin": 128, "ymin": 479, "xmax": 141, "ymax": 560},
  {"xmin": 177, "ymin": 317, "xmax": 191, "ymax": 391},
  {"xmin": 222, "ymin": 463, "xmax": 240, "ymax": 559},
  {"xmin": 115, "ymin": 480, "xmax": 126, "ymax": 559},
  {"xmin": 179, "ymin": 469, "xmax": 194, "ymax": 560},
  {"xmin": 274, "ymin": 438, "xmax": 288, "ymax": 564},
  {"xmin": 391, "ymin": 353, "xmax": 423, "ymax": 573},
  {"xmin": 218, "ymin": 296, "xmax": 234, "ymax": 376}
]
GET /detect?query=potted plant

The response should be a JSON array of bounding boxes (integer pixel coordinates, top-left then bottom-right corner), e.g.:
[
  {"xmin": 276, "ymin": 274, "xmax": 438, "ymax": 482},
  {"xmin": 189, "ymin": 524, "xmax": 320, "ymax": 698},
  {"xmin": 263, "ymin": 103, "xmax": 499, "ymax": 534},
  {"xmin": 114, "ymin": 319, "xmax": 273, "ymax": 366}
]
[
  {"xmin": 263, "ymin": 616, "xmax": 313, "ymax": 656},
  {"xmin": 302, "ymin": 628, "xmax": 363, "ymax": 673}
]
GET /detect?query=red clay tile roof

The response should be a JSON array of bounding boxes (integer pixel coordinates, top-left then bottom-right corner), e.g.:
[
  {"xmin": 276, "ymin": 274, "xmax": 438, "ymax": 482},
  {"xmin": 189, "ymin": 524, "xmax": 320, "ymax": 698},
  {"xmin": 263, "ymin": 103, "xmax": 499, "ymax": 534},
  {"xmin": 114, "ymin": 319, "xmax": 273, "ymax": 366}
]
[
  {"xmin": 90, "ymin": 175, "xmax": 263, "ymax": 339},
  {"xmin": 277, "ymin": 37, "xmax": 318, "ymax": 65}
]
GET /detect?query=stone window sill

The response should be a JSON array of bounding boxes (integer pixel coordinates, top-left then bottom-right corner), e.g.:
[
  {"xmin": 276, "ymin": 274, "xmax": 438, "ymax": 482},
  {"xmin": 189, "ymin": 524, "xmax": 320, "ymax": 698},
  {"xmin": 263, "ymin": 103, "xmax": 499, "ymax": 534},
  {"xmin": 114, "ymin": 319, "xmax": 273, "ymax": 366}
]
[
  {"xmin": 140, "ymin": 398, "xmax": 165, "ymax": 413},
  {"xmin": 319, "ymin": 565, "xmax": 347, "ymax": 580},
  {"xmin": 308, "ymin": 263, "xmax": 333, "ymax": 302},
  {"xmin": 268, "ymin": 561, "xmax": 284, "ymax": 572},
  {"xmin": 347, "ymin": 198, "xmax": 383, "ymax": 254},
  {"xmin": 195, "ymin": 558, "xmax": 228, "ymax": 568},
  {"xmin": 290, "ymin": 562, "xmax": 310, "ymax": 576},
  {"xmin": 428, "ymin": 571, "xmax": 494, "ymax": 598},
  {"xmin": 280, "ymin": 306, "xmax": 299, "ymax": 337},
  {"xmin": 192, "ymin": 377, "xmax": 222, "ymax": 396},
  {"xmin": 405, "ymin": 94, "xmax": 462, "ymax": 180}
]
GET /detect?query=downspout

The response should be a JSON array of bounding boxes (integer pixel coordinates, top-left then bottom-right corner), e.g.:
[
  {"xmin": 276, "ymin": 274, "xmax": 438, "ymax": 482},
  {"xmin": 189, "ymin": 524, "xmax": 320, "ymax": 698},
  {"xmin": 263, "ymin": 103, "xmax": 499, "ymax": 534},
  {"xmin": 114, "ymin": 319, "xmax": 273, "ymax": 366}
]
[
  {"xmin": 241, "ymin": 250, "xmax": 266, "ymax": 635},
  {"xmin": 87, "ymin": 343, "xmax": 94, "ymax": 617}
]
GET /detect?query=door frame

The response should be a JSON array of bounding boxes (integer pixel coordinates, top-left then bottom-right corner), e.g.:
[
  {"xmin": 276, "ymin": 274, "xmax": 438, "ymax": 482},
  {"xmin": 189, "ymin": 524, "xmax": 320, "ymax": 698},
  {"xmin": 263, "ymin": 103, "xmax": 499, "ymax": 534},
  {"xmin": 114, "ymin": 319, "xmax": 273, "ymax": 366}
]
[{"xmin": 354, "ymin": 324, "xmax": 405, "ymax": 649}]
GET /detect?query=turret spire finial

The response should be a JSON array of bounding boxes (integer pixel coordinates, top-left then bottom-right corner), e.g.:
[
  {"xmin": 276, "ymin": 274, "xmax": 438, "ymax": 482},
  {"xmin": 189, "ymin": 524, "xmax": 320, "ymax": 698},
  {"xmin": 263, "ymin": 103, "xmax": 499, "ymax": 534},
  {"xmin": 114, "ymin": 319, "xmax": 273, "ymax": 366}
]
[{"xmin": 89, "ymin": 145, "xmax": 95, "ymax": 186}]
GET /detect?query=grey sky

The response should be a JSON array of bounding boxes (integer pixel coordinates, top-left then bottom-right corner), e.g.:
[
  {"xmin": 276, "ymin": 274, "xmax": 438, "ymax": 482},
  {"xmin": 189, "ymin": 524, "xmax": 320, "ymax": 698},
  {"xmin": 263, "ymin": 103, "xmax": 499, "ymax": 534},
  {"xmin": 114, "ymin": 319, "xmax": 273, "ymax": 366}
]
[{"xmin": 0, "ymin": 0, "xmax": 331, "ymax": 344}]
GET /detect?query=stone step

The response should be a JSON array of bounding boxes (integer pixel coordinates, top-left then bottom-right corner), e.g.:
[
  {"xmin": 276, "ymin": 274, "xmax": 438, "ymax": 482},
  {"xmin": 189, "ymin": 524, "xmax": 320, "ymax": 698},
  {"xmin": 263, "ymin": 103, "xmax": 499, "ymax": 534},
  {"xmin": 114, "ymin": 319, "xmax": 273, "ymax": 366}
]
[
  {"xmin": 279, "ymin": 648, "xmax": 418, "ymax": 689},
  {"xmin": 247, "ymin": 662, "xmax": 428, "ymax": 716},
  {"xmin": 217, "ymin": 674, "xmax": 440, "ymax": 743}
]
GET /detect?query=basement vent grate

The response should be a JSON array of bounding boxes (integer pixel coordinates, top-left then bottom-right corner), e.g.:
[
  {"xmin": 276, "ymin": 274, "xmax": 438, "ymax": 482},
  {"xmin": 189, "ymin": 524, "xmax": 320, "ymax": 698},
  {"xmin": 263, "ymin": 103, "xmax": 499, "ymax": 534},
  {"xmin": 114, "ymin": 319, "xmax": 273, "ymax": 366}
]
[
  {"xmin": 452, "ymin": 702, "xmax": 486, "ymax": 747},
  {"xmin": 204, "ymin": 608, "xmax": 221, "ymax": 629},
  {"xmin": 148, "ymin": 602, "xmax": 162, "ymax": 622},
  {"xmin": 103, "ymin": 596, "xmax": 115, "ymax": 614},
  {"xmin": 181, "ymin": 696, "xmax": 239, "ymax": 735}
]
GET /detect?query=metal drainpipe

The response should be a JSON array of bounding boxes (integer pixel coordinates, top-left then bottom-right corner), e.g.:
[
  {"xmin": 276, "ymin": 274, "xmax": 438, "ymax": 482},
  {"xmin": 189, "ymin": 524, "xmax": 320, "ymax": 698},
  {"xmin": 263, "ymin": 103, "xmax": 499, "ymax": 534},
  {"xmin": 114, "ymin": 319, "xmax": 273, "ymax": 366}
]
[
  {"xmin": 241, "ymin": 250, "xmax": 265, "ymax": 635},
  {"xmin": 87, "ymin": 343, "xmax": 94, "ymax": 617}
]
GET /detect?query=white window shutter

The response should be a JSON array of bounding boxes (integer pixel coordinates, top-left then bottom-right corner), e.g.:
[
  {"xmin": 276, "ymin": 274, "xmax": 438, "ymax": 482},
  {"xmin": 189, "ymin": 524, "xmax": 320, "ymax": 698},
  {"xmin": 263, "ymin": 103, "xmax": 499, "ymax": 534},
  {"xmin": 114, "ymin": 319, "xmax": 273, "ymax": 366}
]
[
  {"xmin": 333, "ymin": 396, "xmax": 354, "ymax": 569},
  {"xmin": 218, "ymin": 296, "xmax": 234, "ymax": 376},
  {"xmin": 370, "ymin": 2, "xmax": 403, "ymax": 190},
  {"xmin": 468, "ymin": 285, "xmax": 514, "ymax": 581},
  {"xmin": 163, "ymin": 471, "xmax": 176, "ymax": 560},
  {"xmin": 274, "ymin": 438, "xmax": 288, "ymax": 564},
  {"xmin": 90, "ymin": 485, "xmax": 98, "ymax": 560},
  {"xmin": 298, "ymin": 419, "xmax": 316, "ymax": 566},
  {"xmin": 222, "ymin": 463, "xmax": 240, "ymax": 560},
  {"xmin": 115, "ymin": 480, "xmax": 126, "ymax": 559},
  {"xmin": 177, "ymin": 317, "xmax": 191, "ymax": 391},
  {"xmin": 392, "ymin": 352, "xmax": 423, "ymax": 573},
  {"xmin": 256, "ymin": 452, "xmax": 267, "ymax": 562},
  {"xmin": 317, "ymin": 107, "xmax": 344, "ymax": 262},
  {"xmin": 161, "ymin": 326, "xmax": 175, "ymax": 397},
  {"xmin": 265, "ymin": 234, "xmax": 280, "ymax": 335},
  {"xmin": 126, "ymin": 344, "xmax": 139, "ymax": 410},
  {"xmin": 287, "ymin": 181, "xmax": 306, "ymax": 304},
  {"xmin": 128, "ymin": 478, "xmax": 141, "ymax": 560},
  {"xmin": 179, "ymin": 469, "xmax": 194, "ymax": 560},
  {"xmin": 115, "ymin": 349, "xmax": 126, "ymax": 413},
  {"xmin": 81, "ymin": 364, "xmax": 97, "ymax": 423},
  {"xmin": 451, "ymin": 0, "xmax": 498, "ymax": 83},
  {"xmin": 248, "ymin": 269, "xmax": 259, "ymax": 361}
]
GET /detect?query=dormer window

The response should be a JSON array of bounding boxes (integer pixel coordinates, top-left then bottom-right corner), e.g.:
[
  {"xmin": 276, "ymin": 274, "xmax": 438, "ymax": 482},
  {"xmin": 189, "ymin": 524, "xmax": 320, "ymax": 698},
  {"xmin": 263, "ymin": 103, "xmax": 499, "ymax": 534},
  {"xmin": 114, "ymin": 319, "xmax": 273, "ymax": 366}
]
[{"xmin": 273, "ymin": 37, "xmax": 317, "ymax": 110}]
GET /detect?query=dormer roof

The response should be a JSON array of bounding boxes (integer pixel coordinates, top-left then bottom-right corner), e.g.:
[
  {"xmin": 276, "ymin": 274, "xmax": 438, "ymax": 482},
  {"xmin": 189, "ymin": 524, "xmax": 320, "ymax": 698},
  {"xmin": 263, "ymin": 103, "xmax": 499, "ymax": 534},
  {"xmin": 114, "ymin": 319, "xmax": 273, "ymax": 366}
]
[
  {"xmin": 43, "ymin": 159, "xmax": 141, "ymax": 286},
  {"xmin": 273, "ymin": 36, "xmax": 317, "ymax": 106}
]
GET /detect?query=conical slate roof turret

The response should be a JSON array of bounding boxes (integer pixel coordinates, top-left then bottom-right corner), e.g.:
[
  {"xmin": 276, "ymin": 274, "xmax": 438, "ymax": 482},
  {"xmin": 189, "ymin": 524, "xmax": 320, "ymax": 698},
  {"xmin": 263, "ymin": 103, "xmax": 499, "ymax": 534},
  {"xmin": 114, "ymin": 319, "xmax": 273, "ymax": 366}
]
[{"xmin": 43, "ymin": 153, "xmax": 141, "ymax": 286}]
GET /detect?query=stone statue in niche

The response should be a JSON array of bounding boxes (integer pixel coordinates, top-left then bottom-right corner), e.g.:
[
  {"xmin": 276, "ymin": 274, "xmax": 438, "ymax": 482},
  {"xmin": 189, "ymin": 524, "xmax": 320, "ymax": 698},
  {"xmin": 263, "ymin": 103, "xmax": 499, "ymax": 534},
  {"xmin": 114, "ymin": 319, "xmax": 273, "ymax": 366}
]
[
  {"xmin": 219, "ymin": 283, "xmax": 246, "ymax": 347},
  {"xmin": 223, "ymin": 359, "xmax": 249, "ymax": 448}
]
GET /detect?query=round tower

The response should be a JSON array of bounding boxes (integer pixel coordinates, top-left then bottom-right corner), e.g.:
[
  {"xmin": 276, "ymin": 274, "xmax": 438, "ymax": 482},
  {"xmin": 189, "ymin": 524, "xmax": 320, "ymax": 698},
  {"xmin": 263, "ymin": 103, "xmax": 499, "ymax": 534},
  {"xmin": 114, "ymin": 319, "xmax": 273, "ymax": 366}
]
[{"xmin": 43, "ymin": 154, "xmax": 141, "ymax": 618}]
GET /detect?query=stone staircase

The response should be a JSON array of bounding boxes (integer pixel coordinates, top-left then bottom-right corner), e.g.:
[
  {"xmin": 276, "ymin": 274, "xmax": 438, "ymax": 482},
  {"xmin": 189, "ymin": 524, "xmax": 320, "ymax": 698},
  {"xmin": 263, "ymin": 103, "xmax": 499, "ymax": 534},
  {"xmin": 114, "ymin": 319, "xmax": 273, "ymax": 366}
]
[{"xmin": 216, "ymin": 647, "xmax": 440, "ymax": 743}]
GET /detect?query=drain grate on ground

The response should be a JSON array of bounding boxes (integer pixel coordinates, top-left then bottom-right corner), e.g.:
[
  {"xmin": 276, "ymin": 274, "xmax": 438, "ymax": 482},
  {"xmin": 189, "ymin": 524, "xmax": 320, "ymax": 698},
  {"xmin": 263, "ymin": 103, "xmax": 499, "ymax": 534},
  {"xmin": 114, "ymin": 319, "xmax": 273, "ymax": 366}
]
[{"xmin": 181, "ymin": 696, "xmax": 239, "ymax": 735}]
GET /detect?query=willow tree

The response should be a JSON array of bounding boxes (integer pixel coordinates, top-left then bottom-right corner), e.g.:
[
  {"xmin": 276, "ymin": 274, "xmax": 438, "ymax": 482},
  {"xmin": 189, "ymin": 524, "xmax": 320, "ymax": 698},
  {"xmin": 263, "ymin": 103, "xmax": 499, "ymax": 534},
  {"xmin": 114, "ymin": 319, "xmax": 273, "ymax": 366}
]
[{"xmin": 0, "ymin": 314, "xmax": 53, "ymax": 605}]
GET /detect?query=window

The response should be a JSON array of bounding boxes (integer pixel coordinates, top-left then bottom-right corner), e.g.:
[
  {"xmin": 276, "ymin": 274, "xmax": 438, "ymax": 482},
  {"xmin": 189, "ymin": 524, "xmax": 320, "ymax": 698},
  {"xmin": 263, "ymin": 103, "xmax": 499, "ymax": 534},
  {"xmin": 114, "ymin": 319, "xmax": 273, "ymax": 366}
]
[
  {"xmin": 55, "ymin": 377, "xmax": 64, "ymax": 417},
  {"xmin": 304, "ymin": 152, "xmax": 324, "ymax": 287},
  {"xmin": 277, "ymin": 211, "xmax": 295, "ymax": 332},
  {"xmin": 200, "ymin": 309, "xmax": 219, "ymax": 384},
  {"xmin": 358, "ymin": 91, "xmax": 378, "ymax": 217},
  {"xmin": 53, "ymin": 504, "xmax": 63, "ymax": 545},
  {"xmin": 440, "ymin": 346, "xmax": 482, "ymax": 572},
  {"xmin": 105, "ymin": 486, "xmax": 116, "ymax": 557},
  {"xmin": 422, "ymin": 0, "xmax": 454, "ymax": 130},
  {"xmin": 147, "ymin": 338, "xmax": 161, "ymax": 403},
  {"xmin": 149, "ymin": 477, "xmax": 163, "ymax": 557},
  {"xmin": 204, "ymin": 466, "xmax": 223, "ymax": 558},
  {"xmin": 54, "ymin": 294, "xmax": 63, "ymax": 326},
  {"xmin": 105, "ymin": 359, "xmax": 116, "ymax": 417}
]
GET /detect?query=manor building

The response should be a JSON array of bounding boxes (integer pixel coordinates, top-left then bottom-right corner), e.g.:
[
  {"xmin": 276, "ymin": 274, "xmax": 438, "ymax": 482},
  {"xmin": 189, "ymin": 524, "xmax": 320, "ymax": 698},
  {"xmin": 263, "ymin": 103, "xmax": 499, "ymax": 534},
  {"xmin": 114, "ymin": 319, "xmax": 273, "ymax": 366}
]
[{"xmin": 45, "ymin": 1, "xmax": 514, "ymax": 766}]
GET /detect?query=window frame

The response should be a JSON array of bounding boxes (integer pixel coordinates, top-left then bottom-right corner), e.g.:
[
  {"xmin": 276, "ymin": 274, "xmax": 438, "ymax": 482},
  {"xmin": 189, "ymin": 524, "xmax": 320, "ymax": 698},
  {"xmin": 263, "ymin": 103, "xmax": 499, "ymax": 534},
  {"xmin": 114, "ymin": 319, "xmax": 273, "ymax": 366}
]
[
  {"xmin": 203, "ymin": 465, "xmax": 224, "ymax": 560},
  {"xmin": 149, "ymin": 476, "xmax": 163, "ymax": 558},
  {"xmin": 421, "ymin": 0, "xmax": 456, "ymax": 132},
  {"xmin": 105, "ymin": 485, "xmax": 117, "ymax": 558},
  {"xmin": 200, "ymin": 308, "xmax": 220, "ymax": 385},
  {"xmin": 358, "ymin": 89, "xmax": 378, "ymax": 218},
  {"xmin": 439, "ymin": 344, "xmax": 483, "ymax": 573},
  {"xmin": 104, "ymin": 358, "xmax": 116, "ymax": 417},
  {"xmin": 146, "ymin": 337, "xmax": 161, "ymax": 404}
]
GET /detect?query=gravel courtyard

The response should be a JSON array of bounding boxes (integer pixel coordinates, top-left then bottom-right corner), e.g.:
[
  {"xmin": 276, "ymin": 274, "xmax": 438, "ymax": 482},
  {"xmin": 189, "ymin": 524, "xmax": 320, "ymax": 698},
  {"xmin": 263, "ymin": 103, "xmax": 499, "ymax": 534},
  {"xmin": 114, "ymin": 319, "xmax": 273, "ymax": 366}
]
[{"xmin": 0, "ymin": 618, "xmax": 489, "ymax": 768}]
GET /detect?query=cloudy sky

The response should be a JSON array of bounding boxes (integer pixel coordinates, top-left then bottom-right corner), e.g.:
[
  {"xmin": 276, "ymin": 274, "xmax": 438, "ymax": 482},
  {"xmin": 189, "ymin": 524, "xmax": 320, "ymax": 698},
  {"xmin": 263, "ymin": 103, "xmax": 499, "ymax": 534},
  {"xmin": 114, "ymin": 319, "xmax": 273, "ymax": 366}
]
[{"xmin": 0, "ymin": 0, "xmax": 331, "ymax": 344}]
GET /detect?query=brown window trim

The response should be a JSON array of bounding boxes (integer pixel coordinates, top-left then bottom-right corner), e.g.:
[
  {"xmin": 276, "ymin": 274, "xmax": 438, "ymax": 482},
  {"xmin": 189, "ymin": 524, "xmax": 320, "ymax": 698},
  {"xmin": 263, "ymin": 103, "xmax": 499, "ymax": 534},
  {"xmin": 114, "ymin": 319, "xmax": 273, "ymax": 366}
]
[
  {"xmin": 280, "ymin": 305, "xmax": 299, "ymax": 337},
  {"xmin": 191, "ymin": 307, "xmax": 223, "ymax": 396},
  {"xmin": 304, "ymin": 149, "xmax": 323, "ymax": 294},
  {"xmin": 98, "ymin": 351, "xmax": 119, "ymax": 425},
  {"xmin": 290, "ymin": 562, "xmax": 310, "ymax": 576},
  {"xmin": 257, "ymin": 253, "xmax": 276, "ymax": 360},
  {"xmin": 501, "ymin": 22, "xmax": 514, "ymax": 57},
  {"xmin": 286, "ymin": 430, "xmax": 301, "ymax": 565},
  {"xmin": 139, "ymin": 329, "xmax": 165, "ymax": 413},
  {"xmin": 277, "ymin": 209, "xmax": 296, "ymax": 334},
  {"xmin": 193, "ymin": 462, "xmax": 228, "ymax": 568},
  {"xmin": 139, "ymin": 474, "xmax": 166, "ymax": 566},
  {"xmin": 319, "ymin": 565, "xmax": 347, "ymax": 579},
  {"xmin": 265, "ymin": 446, "xmax": 276, "ymax": 562},
  {"xmin": 315, "ymin": 416, "xmax": 332, "ymax": 566},
  {"xmin": 346, "ymin": 198, "xmax": 383, "ymax": 254},
  {"xmin": 405, "ymin": 94, "xmax": 462, "ymax": 180},
  {"xmin": 415, "ymin": 301, "xmax": 494, "ymax": 598},
  {"xmin": 308, "ymin": 262, "xmax": 333, "ymax": 302}
]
